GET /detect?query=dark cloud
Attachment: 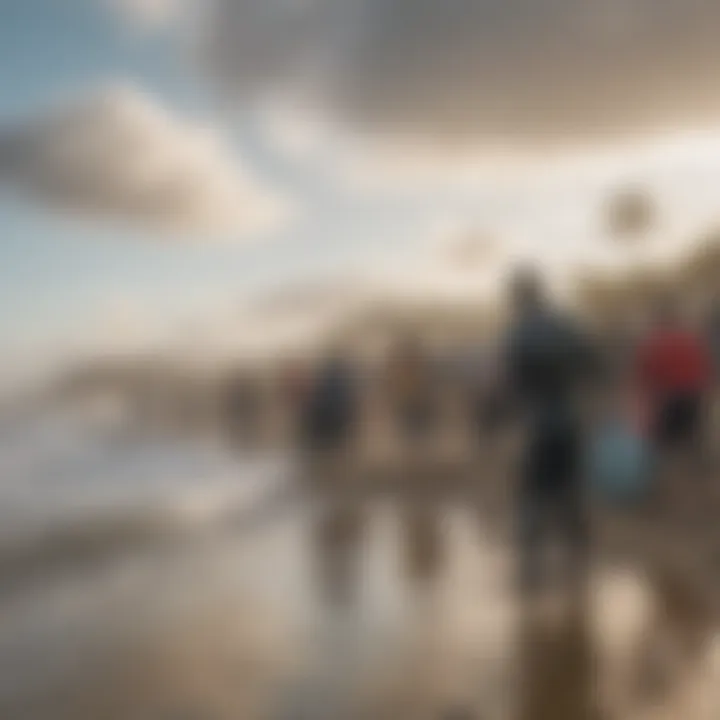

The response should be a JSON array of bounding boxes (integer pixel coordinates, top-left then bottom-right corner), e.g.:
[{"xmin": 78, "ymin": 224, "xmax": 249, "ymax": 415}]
[{"xmin": 198, "ymin": 0, "xmax": 720, "ymax": 144}]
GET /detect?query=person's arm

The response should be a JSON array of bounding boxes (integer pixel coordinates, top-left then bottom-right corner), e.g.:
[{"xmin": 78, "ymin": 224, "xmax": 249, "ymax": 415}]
[{"xmin": 502, "ymin": 328, "xmax": 527, "ymax": 417}]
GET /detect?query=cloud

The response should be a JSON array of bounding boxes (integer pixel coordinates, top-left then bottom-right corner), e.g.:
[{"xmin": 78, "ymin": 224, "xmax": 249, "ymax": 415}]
[
  {"xmin": 0, "ymin": 83, "xmax": 290, "ymax": 238},
  {"xmin": 185, "ymin": 0, "xmax": 720, "ymax": 147},
  {"xmin": 374, "ymin": 222, "xmax": 504, "ymax": 303},
  {"xmin": 110, "ymin": 0, "xmax": 184, "ymax": 31}
]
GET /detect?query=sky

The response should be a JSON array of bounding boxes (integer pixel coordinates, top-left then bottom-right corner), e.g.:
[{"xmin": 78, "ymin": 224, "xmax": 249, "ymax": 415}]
[{"xmin": 3, "ymin": 0, "xmax": 720, "ymax": 385}]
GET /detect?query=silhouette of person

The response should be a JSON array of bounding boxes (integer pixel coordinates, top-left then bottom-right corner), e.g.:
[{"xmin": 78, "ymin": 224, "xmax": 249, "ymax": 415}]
[
  {"xmin": 313, "ymin": 500, "xmax": 365, "ymax": 608},
  {"xmin": 224, "ymin": 370, "xmax": 262, "ymax": 446},
  {"xmin": 504, "ymin": 267, "xmax": 601, "ymax": 594},
  {"xmin": 386, "ymin": 335, "xmax": 441, "ymax": 452},
  {"xmin": 634, "ymin": 295, "xmax": 713, "ymax": 481},
  {"xmin": 401, "ymin": 503, "xmax": 444, "ymax": 589},
  {"xmin": 300, "ymin": 352, "xmax": 360, "ymax": 491}
]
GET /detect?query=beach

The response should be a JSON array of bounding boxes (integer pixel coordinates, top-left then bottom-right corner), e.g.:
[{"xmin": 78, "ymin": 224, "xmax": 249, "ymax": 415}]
[{"xmin": 0, "ymin": 409, "xmax": 719, "ymax": 719}]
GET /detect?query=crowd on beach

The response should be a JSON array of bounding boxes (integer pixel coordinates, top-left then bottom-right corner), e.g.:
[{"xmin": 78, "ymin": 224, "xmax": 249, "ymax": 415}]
[
  {"xmin": 223, "ymin": 266, "xmax": 720, "ymax": 595},
  {"xmin": 228, "ymin": 279, "xmax": 720, "ymax": 470}
]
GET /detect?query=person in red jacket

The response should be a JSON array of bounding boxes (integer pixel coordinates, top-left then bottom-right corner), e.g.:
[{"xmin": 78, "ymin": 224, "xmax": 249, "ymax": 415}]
[{"xmin": 635, "ymin": 298, "xmax": 713, "ymax": 464}]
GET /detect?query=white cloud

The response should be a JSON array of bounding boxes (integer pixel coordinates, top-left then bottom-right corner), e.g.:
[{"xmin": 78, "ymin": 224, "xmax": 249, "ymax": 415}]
[
  {"xmin": 0, "ymin": 83, "xmax": 291, "ymax": 239},
  {"xmin": 110, "ymin": 0, "xmax": 185, "ymax": 31},
  {"xmin": 368, "ymin": 222, "xmax": 504, "ymax": 305}
]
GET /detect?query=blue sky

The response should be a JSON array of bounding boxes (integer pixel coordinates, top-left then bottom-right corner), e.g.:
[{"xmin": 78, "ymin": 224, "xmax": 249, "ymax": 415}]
[
  {"xmin": 0, "ymin": 1, "xmax": 198, "ymax": 117},
  {"xmin": 0, "ymin": 1, "xmax": 215, "ymax": 354}
]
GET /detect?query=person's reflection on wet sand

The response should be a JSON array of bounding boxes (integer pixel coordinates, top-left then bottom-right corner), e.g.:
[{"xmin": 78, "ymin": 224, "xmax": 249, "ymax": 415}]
[
  {"xmin": 395, "ymin": 503, "xmax": 456, "ymax": 719},
  {"xmin": 313, "ymin": 500, "xmax": 365, "ymax": 609},
  {"xmin": 297, "ymin": 501, "xmax": 367, "ymax": 720},
  {"xmin": 629, "ymin": 560, "xmax": 714, "ymax": 710},
  {"xmin": 516, "ymin": 587, "xmax": 601, "ymax": 720},
  {"xmin": 401, "ymin": 502, "xmax": 445, "ymax": 591}
]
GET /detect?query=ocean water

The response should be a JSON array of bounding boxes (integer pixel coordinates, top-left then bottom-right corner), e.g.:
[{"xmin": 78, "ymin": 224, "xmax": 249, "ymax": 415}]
[{"xmin": 0, "ymin": 410, "xmax": 293, "ymax": 540}]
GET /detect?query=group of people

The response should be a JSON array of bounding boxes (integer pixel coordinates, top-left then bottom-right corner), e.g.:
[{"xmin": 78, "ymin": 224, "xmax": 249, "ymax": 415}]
[
  {"xmin": 298, "ymin": 337, "xmax": 453, "ymax": 455},
  {"xmin": 500, "ymin": 269, "xmax": 716, "ymax": 593},
  {"xmin": 228, "ymin": 268, "xmax": 719, "ymax": 593}
]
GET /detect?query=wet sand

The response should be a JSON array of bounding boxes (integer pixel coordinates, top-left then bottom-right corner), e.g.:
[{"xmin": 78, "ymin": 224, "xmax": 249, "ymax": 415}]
[
  {"xmin": 2, "ymin": 450, "xmax": 720, "ymax": 720},
  {"xmin": 5, "ymin": 390, "xmax": 720, "ymax": 720}
]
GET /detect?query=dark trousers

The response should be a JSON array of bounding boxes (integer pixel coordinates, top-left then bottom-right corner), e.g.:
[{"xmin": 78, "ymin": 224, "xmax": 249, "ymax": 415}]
[
  {"xmin": 518, "ymin": 416, "xmax": 589, "ymax": 591},
  {"xmin": 653, "ymin": 392, "xmax": 703, "ymax": 450}
]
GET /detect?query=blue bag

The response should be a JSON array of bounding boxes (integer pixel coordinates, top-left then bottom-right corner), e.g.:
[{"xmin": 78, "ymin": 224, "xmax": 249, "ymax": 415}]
[{"xmin": 588, "ymin": 420, "xmax": 652, "ymax": 505}]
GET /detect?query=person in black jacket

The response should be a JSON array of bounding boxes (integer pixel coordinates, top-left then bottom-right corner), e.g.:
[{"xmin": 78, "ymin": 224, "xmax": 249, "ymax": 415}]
[
  {"xmin": 504, "ymin": 267, "xmax": 601, "ymax": 594},
  {"xmin": 302, "ymin": 353, "xmax": 359, "ymax": 454}
]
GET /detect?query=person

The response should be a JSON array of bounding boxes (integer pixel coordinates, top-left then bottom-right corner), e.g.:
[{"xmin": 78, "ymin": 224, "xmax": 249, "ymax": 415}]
[
  {"xmin": 282, "ymin": 359, "xmax": 310, "ymax": 414},
  {"xmin": 469, "ymin": 341, "xmax": 509, "ymax": 449},
  {"xmin": 224, "ymin": 370, "xmax": 261, "ymax": 446},
  {"xmin": 504, "ymin": 267, "xmax": 600, "ymax": 593},
  {"xmin": 634, "ymin": 297, "xmax": 712, "ymax": 479},
  {"xmin": 386, "ymin": 335, "xmax": 440, "ymax": 449},
  {"xmin": 300, "ymin": 352, "xmax": 359, "ymax": 458}
]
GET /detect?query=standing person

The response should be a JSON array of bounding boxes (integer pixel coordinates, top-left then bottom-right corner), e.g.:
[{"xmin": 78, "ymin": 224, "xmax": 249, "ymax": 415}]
[
  {"xmin": 471, "ymin": 341, "xmax": 509, "ymax": 449},
  {"xmin": 504, "ymin": 268, "xmax": 600, "ymax": 594},
  {"xmin": 460, "ymin": 341, "xmax": 489, "ymax": 447},
  {"xmin": 283, "ymin": 359, "xmax": 310, "ymax": 414},
  {"xmin": 224, "ymin": 370, "xmax": 262, "ymax": 447},
  {"xmin": 386, "ymin": 335, "xmax": 441, "ymax": 455},
  {"xmin": 279, "ymin": 358, "xmax": 310, "ymax": 446},
  {"xmin": 634, "ymin": 297, "xmax": 713, "ymax": 482},
  {"xmin": 300, "ymin": 352, "xmax": 359, "ymax": 479},
  {"xmin": 454, "ymin": 340, "xmax": 494, "ymax": 452}
]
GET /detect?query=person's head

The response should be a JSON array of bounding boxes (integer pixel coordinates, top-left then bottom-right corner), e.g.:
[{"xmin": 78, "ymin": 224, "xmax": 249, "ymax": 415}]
[{"xmin": 509, "ymin": 265, "xmax": 546, "ymax": 315}]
